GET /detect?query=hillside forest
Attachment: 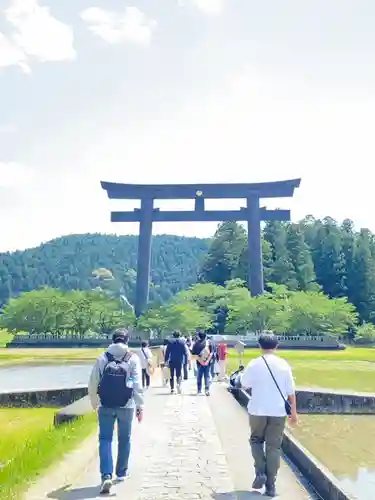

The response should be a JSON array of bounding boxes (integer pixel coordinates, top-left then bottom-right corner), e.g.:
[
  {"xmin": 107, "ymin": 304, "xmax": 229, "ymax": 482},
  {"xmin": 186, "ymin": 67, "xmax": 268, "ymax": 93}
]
[{"xmin": 0, "ymin": 215, "xmax": 375, "ymax": 325}]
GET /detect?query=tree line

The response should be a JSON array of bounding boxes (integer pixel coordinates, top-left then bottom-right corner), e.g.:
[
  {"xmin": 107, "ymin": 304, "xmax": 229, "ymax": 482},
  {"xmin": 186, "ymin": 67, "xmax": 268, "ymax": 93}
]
[
  {"xmin": 1, "ymin": 216, "xmax": 375, "ymax": 325},
  {"xmin": 0, "ymin": 233, "xmax": 209, "ymax": 308},
  {"xmin": 2, "ymin": 281, "xmax": 375, "ymax": 344},
  {"xmin": 199, "ymin": 217, "xmax": 375, "ymax": 323}
]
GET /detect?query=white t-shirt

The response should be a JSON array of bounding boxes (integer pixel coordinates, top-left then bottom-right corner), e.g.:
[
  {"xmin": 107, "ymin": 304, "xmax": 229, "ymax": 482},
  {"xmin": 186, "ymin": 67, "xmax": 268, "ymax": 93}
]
[
  {"xmin": 138, "ymin": 347, "xmax": 153, "ymax": 369},
  {"xmin": 241, "ymin": 354, "xmax": 295, "ymax": 417}
]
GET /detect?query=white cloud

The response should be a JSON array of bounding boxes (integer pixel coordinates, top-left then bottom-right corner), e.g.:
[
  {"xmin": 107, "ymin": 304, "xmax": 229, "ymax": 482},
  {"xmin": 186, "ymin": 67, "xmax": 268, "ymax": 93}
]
[
  {"xmin": 5, "ymin": 0, "xmax": 75, "ymax": 62},
  {"xmin": 193, "ymin": 0, "xmax": 225, "ymax": 15},
  {"xmin": 0, "ymin": 0, "xmax": 75, "ymax": 72},
  {"xmin": 0, "ymin": 162, "xmax": 34, "ymax": 188},
  {"xmin": 0, "ymin": 31, "xmax": 29, "ymax": 73},
  {"xmin": 81, "ymin": 6, "xmax": 156, "ymax": 46}
]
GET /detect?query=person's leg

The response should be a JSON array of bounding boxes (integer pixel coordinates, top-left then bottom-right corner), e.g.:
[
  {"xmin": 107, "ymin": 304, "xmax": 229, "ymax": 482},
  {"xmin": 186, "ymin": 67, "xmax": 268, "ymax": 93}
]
[
  {"xmin": 249, "ymin": 415, "xmax": 268, "ymax": 489},
  {"xmin": 175, "ymin": 363, "xmax": 182, "ymax": 393},
  {"xmin": 163, "ymin": 365, "xmax": 169, "ymax": 386},
  {"xmin": 141, "ymin": 369, "xmax": 146, "ymax": 388},
  {"xmin": 98, "ymin": 407, "xmax": 116, "ymax": 492},
  {"xmin": 183, "ymin": 362, "xmax": 188, "ymax": 380},
  {"xmin": 145, "ymin": 370, "xmax": 150, "ymax": 388},
  {"xmin": 203, "ymin": 364, "xmax": 211, "ymax": 394},
  {"xmin": 170, "ymin": 364, "xmax": 176, "ymax": 391},
  {"xmin": 115, "ymin": 408, "xmax": 135, "ymax": 479},
  {"xmin": 264, "ymin": 417, "xmax": 286, "ymax": 496},
  {"xmin": 218, "ymin": 360, "xmax": 225, "ymax": 380},
  {"xmin": 196, "ymin": 364, "xmax": 204, "ymax": 393},
  {"xmin": 210, "ymin": 361, "xmax": 215, "ymax": 380}
]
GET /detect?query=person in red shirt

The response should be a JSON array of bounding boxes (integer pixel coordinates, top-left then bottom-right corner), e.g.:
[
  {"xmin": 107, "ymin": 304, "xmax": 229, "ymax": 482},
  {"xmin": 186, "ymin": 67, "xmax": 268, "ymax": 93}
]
[{"xmin": 217, "ymin": 343, "xmax": 228, "ymax": 381}]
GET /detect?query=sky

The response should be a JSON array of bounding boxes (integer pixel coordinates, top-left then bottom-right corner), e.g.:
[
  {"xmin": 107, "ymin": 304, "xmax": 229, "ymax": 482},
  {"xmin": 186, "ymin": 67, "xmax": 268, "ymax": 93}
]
[{"xmin": 1, "ymin": 0, "xmax": 375, "ymax": 252}]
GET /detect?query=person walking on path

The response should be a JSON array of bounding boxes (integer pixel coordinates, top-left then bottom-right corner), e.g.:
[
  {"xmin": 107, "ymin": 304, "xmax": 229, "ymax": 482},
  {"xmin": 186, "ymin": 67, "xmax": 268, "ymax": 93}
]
[
  {"xmin": 182, "ymin": 335, "xmax": 190, "ymax": 380},
  {"xmin": 217, "ymin": 342, "xmax": 228, "ymax": 381},
  {"xmin": 191, "ymin": 331, "xmax": 213, "ymax": 396},
  {"xmin": 88, "ymin": 328, "xmax": 144, "ymax": 495},
  {"xmin": 165, "ymin": 331, "xmax": 190, "ymax": 394},
  {"xmin": 207, "ymin": 336, "xmax": 217, "ymax": 381},
  {"xmin": 241, "ymin": 332, "xmax": 298, "ymax": 498},
  {"xmin": 157, "ymin": 338, "xmax": 170, "ymax": 387},
  {"xmin": 138, "ymin": 340, "xmax": 153, "ymax": 389}
]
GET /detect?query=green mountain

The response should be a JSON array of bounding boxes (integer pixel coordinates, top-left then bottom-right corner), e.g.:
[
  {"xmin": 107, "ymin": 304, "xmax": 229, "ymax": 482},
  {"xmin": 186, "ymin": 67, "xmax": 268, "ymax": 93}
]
[{"xmin": 0, "ymin": 234, "xmax": 210, "ymax": 307}]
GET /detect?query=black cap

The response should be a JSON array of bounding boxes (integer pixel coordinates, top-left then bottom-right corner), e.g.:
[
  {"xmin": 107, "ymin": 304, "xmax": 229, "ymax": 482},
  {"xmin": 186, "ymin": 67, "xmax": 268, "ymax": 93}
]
[{"xmin": 112, "ymin": 328, "xmax": 129, "ymax": 344}]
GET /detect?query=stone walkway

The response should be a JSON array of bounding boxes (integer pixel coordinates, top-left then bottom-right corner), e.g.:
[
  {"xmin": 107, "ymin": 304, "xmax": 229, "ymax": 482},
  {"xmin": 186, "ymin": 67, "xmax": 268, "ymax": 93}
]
[{"xmin": 25, "ymin": 377, "xmax": 315, "ymax": 500}]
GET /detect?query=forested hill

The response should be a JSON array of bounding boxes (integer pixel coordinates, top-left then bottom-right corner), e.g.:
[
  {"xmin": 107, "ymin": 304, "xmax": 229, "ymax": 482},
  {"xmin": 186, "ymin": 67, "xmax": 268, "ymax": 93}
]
[
  {"xmin": 2, "ymin": 215, "xmax": 375, "ymax": 323},
  {"xmin": 0, "ymin": 234, "xmax": 210, "ymax": 307}
]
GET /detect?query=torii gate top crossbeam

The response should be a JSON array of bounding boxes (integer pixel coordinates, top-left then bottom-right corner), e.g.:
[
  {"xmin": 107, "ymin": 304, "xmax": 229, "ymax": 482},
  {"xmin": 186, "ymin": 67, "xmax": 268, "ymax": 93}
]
[{"xmin": 101, "ymin": 179, "xmax": 301, "ymax": 200}]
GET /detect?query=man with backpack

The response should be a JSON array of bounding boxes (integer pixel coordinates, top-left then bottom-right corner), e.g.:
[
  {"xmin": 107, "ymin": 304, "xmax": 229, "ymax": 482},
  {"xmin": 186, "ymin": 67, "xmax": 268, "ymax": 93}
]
[
  {"xmin": 191, "ymin": 331, "xmax": 213, "ymax": 396},
  {"xmin": 165, "ymin": 330, "xmax": 190, "ymax": 394},
  {"xmin": 88, "ymin": 328, "xmax": 144, "ymax": 495}
]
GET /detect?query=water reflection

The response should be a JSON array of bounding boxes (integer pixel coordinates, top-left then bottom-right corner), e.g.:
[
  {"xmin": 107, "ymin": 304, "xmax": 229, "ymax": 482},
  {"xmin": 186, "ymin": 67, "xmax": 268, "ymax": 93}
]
[
  {"xmin": 0, "ymin": 364, "xmax": 92, "ymax": 391},
  {"xmin": 340, "ymin": 468, "xmax": 375, "ymax": 500}
]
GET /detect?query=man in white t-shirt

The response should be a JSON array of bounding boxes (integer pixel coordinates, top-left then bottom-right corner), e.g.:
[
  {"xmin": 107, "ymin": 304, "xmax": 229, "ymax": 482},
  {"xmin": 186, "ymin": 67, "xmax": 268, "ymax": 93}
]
[{"xmin": 241, "ymin": 332, "xmax": 298, "ymax": 498}]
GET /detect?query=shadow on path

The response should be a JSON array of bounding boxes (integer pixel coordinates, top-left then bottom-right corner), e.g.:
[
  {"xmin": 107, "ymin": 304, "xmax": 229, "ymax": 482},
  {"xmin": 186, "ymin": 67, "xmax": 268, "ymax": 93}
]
[
  {"xmin": 47, "ymin": 485, "xmax": 115, "ymax": 500},
  {"xmin": 213, "ymin": 490, "xmax": 264, "ymax": 500}
]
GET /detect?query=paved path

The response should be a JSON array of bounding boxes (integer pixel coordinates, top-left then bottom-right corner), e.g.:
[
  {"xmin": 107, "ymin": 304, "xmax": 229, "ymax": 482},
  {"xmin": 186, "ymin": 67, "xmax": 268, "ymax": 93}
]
[{"xmin": 25, "ymin": 377, "xmax": 316, "ymax": 500}]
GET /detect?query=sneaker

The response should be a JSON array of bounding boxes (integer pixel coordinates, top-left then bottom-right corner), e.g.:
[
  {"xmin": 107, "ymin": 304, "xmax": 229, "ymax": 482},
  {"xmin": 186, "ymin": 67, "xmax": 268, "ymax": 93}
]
[
  {"xmin": 265, "ymin": 483, "xmax": 277, "ymax": 497},
  {"xmin": 116, "ymin": 475, "xmax": 126, "ymax": 482},
  {"xmin": 252, "ymin": 473, "xmax": 266, "ymax": 490},
  {"xmin": 171, "ymin": 389, "xmax": 175, "ymax": 394},
  {"xmin": 197, "ymin": 390, "xmax": 202, "ymax": 395},
  {"xmin": 177, "ymin": 384, "xmax": 182, "ymax": 394},
  {"xmin": 205, "ymin": 390, "xmax": 210, "ymax": 396},
  {"xmin": 100, "ymin": 475, "xmax": 112, "ymax": 495}
]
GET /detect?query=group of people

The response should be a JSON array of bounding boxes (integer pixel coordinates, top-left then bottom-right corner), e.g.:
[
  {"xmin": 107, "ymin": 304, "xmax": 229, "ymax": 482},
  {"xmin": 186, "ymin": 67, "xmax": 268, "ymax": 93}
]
[
  {"xmin": 156, "ymin": 330, "xmax": 228, "ymax": 395},
  {"xmin": 88, "ymin": 329, "xmax": 297, "ymax": 498}
]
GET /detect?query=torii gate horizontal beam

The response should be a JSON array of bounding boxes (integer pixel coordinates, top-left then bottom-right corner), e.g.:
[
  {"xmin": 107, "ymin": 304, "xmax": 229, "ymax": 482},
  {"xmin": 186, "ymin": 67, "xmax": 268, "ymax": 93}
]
[
  {"xmin": 101, "ymin": 179, "xmax": 301, "ymax": 200},
  {"xmin": 111, "ymin": 208, "xmax": 290, "ymax": 223}
]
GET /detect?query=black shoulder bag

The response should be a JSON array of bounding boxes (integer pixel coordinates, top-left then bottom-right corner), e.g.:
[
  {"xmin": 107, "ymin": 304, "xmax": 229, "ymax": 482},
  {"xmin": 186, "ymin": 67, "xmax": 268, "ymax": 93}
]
[{"xmin": 262, "ymin": 356, "xmax": 292, "ymax": 416}]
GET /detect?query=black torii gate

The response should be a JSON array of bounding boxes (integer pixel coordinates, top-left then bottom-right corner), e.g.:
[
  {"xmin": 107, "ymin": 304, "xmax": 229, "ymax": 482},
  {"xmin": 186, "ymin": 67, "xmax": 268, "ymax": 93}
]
[{"xmin": 101, "ymin": 179, "xmax": 301, "ymax": 317}]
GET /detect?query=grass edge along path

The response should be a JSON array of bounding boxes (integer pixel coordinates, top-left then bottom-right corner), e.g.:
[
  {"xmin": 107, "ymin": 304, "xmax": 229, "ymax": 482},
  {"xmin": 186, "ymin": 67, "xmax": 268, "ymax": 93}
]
[{"xmin": 0, "ymin": 410, "xmax": 96, "ymax": 500}]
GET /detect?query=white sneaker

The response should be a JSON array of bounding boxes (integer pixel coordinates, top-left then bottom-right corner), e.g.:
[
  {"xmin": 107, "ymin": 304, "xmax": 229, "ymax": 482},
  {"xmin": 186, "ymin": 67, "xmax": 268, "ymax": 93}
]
[{"xmin": 100, "ymin": 476, "xmax": 112, "ymax": 494}]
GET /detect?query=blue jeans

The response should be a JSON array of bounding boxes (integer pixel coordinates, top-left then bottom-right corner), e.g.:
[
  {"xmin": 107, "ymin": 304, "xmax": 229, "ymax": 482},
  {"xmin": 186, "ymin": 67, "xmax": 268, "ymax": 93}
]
[
  {"xmin": 197, "ymin": 364, "xmax": 211, "ymax": 392},
  {"xmin": 98, "ymin": 406, "xmax": 134, "ymax": 479}
]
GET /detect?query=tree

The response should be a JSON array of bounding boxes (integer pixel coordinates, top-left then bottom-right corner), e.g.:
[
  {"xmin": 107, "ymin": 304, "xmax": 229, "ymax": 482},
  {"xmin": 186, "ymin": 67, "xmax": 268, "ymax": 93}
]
[
  {"xmin": 310, "ymin": 218, "xmax": 347, "ymax": 298},
  {"xmin": 354, "ymin": 323, "xmax": 375, "ymax": 345},
  {"xmin": 138, "ymin": 302, "xmax": 211, "ymax": 335},
  {"xmin": 227, "ymin": 293, "xmax": 289, "ymax": 334},
  {"xmin": 263, "ymin": 222, "xmax": 297, "ymax": 289},
  {"xmin": 286, "ymin": 224, "xmax": 318, "ymax": 291},
  {"xmin": 286, "ymin": 291, "xmax": 357, "ymax": 337},
  {"xmin": 199, "ymin": 222, "xmax": 247, "ymax": 286}
]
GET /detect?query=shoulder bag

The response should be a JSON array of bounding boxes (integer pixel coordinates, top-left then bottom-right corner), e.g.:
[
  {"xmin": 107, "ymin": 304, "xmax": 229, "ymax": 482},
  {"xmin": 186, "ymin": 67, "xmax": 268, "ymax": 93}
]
[{"xmin": 262, "ymin": 356, "xmax": 292, "ymax": 416}]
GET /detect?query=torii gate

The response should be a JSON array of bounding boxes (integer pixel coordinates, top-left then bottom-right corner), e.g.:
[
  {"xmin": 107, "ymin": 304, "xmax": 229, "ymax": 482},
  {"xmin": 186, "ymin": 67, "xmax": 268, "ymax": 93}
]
[{"xmin": 101, "ymin": 179, "xmax": 301, "ymax": 317}]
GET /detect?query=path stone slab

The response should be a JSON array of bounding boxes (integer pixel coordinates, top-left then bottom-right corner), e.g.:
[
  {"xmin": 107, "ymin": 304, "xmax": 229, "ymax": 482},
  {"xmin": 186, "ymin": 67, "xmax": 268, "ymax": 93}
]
[{"xmin": 25, "ymin": 376, "xmax": 314, "ymax": 500}]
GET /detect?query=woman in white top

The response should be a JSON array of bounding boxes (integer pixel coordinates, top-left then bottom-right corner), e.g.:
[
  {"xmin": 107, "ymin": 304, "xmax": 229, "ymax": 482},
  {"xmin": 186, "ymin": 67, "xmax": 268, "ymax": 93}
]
[{"xmin": 138, "ymin": 341, "xmax": 153, "ymax": 389}]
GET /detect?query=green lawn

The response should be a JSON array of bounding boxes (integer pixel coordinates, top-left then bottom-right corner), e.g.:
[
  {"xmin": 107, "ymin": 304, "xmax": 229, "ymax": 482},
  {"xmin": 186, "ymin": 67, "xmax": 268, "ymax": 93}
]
[
  {"xmin": 1, "ymin": 340, "xmax": 375, "ymax": 392},
  {"xmin": 227, "ymin": 347, "xmax": 375, "ymax": 393},
  {"xmin": 0, "ymin": 329, "xmax": 13, "ymax": 348},
  {"xmin": 0, "ymin": 407, "xmax": 96, "ymax": 500},
  {"xmin": 0, "ymin": 347, "xmax": 102, "ymax": 365}
]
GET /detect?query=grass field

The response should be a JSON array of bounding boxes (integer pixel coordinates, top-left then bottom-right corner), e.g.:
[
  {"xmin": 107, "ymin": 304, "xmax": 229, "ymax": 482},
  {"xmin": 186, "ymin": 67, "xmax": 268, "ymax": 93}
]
[
  {"xmin": 291, "ymin": 414, "xmax": 375, "ymax": 479},
  {"xmin": 1, "ymin": 339, "xmax": 375, "ymax": 392},
  {"xmin": 0, "ymin": 329, "xmax": 13, "ymax": 348},
  {"xmin": 227, "ymin": 348, "xmax": 375, "ymax": 393},
  {"xmin": 0, "ymin": 407, "xmax": 96, "ymax": 500}
]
